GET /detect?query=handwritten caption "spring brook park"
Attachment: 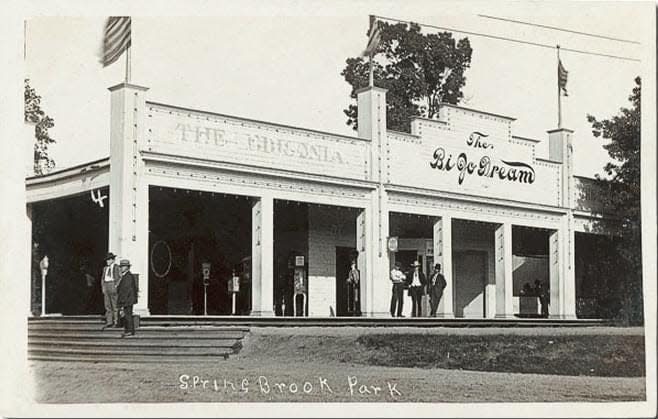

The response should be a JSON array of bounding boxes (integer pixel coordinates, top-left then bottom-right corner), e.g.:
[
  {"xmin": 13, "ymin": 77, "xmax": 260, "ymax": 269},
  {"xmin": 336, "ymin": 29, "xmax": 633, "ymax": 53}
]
[{"xmin": 179, "ymin": 375, "xmax": 402, "ymax": 399}]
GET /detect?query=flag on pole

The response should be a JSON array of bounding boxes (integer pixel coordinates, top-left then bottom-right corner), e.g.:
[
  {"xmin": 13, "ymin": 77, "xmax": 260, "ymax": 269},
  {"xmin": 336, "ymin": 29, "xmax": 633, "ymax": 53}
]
[
  {"xmin": 558, "ymin": 58, "xmax": 569, "ymax": 97},
  {"xmin": 102, "ymin": 16, "xmax": 131, "ymax": 67},
  {"xmin": 362, "ymin": 15, "xmax": 382, "ymax": 56}
]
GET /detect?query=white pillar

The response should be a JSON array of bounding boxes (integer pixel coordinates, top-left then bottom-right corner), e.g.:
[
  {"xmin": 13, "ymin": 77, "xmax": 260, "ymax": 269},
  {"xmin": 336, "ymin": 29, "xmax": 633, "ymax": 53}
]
[
  {"xmin": 433, "ymin": 216, "xmax": 454, "ymax": 318},
  {"xmin": 358, "ymin": 191, "xmax": 390, "ymax": 317},
  {"xmin": 108, "ymin": 82, "xmax": 150, "ymax": 315},
  {"xmin": 562, "ymin": 220, "xmax": 577, "ymax": 319},
  {"xmin": 495, "ymin": 223, "xmax": 514, "ymax": 318},
  {"xmin": 251, "ymin": 195, "xmax": 274, "ymax": 316},
  {"xmin": 549, "ymin": 229, "xmax": 561, "ymax": 318},
  {"xmin": 24, "ymin": 121, "xmax": 35, "ymax": 317},
  {"xmin": 357, "ymin": 86, "xmax": 390, "ymax": 318}
]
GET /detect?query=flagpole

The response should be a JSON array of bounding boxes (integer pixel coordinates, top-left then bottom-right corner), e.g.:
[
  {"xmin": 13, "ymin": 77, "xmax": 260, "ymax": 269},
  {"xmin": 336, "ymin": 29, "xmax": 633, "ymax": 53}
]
[
  {"xmin": 556, "ymin": 45, "xmax": 562, "ymax": 129},
  {"xmin": 125, "ymin": 44, "xmax": 131, "ymax": 83},
  {"xmin": 368, "ymin": 51, "xmax": 374, "ymax": 87}
]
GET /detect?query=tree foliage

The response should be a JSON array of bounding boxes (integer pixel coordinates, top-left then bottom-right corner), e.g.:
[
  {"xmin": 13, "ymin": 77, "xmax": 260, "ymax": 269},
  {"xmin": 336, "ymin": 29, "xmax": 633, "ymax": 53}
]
[
  {"xmin": 341, "ymin": 22, "xmax": 472, "ymax": 132},
  {"xmin": 25, "ymin": 79, "xmax": 56, "ymax": 175},
  {"xmin": 586, "ymin": 76, "xmax": 642, "ymax": 324}
]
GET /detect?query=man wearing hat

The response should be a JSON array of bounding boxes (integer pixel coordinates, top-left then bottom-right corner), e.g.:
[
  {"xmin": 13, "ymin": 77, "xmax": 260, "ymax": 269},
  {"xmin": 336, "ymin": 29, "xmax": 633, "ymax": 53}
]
[
  {"xmin": 407, "ymin": 260, "xmax": 427, "ymax": 317},
  {"xmin": 428, "ymin": 263, "xmax": 447, "ymax": 317},
  {"xmin": 117, "ymin": 259, "xmax": 138, "ymax": 337},
  {"xmin": 101, "ymin": 252, "xmax": 121, "ymax": 328}
]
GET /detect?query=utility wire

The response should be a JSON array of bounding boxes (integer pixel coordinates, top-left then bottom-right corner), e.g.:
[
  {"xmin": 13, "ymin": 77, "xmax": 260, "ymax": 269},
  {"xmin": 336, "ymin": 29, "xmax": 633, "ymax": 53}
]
[
  {"xmin": 373, "ymin": 14, "xmax": 641, "ymax": 63},
  {"xmin": 477, "ymin": 14, "xmax": 641, "ymax": 45}
]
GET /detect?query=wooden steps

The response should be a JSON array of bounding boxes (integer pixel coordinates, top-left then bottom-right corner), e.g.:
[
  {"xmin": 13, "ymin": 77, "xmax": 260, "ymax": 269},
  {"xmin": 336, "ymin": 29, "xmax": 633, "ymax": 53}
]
[{"xmin": 28, "ymin": 317, "xmax": 249, "ymax": 363}]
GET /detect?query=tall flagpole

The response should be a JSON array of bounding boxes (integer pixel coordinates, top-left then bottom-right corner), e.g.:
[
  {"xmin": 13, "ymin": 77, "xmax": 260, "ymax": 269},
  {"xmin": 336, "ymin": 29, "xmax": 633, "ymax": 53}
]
[
  {"xmin": 556, "ymin": 45, "xmax": 562, "ymax": 129},
  {"xmin": 125, "ymin": 44, "xmax": 131, "ymax": 83},
  {"xmin": 368, "ymin": 51, "xmax": 374, "ymax": 87}
]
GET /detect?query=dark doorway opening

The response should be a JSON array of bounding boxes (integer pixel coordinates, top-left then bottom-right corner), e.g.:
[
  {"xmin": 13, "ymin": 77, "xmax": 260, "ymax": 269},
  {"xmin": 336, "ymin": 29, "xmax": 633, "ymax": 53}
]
[
  {"xmin": 148, "ymin": 187, "xmax": 253, "ymax": 315},
  {"xmin": 335, "ymin": 246, "xmax": 358, "ymax": 316},
  {"xmin": 31, "ymin": 189, "xmax": 109, "ymax": 316}
]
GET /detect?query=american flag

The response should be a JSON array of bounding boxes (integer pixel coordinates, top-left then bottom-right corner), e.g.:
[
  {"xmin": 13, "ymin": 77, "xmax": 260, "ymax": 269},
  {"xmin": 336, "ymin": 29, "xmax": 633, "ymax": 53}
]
[
  {"xmin": 102, "ymin": 17, "xmax": 131, "ymax": 67},
  {"xmin": 558, "ymin": 58, "xmax": 569, "ymax": 97},
  {"xmin": 362, "ymin": 15, "xmax": 382, "ymax": 57}
]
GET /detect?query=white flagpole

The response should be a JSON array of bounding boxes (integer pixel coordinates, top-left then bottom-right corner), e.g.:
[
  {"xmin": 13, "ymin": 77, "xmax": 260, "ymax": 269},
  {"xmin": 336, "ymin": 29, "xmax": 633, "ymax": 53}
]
[
  {"xmin": 557, "ymin": 45, "xmax": 562, "ymax": 129},
  {"xmin": 125, "ymin": 44, "xmax": 131, "ymax": 83},
  {"xmin": 369, "ymin": 51, "xmax": 374, "ymax": 87}
]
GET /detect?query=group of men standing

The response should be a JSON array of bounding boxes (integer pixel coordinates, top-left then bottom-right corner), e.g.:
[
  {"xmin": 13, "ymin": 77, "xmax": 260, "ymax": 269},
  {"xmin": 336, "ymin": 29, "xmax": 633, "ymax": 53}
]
[
  {"xmin": 101, "ymin": 252, "xmax": 139, "ymax": 337},
  {"xmin": 389, "ymin": 261, "xmax": 447, "ymax": 318}
]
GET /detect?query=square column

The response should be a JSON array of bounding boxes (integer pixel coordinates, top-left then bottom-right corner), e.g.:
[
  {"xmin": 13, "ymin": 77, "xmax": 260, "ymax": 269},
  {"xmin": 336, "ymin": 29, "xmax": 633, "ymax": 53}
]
[
  {"xmin": 358, "ymin": 190, "xmax": 391, "ymax": 317},
  {"xmin": 108, "ymin": 82, "xmax": 150, "ymax": 315},
  {"xmin": 495, "ymin": 223, "xmax": 514, "ymax": 318},
  {"xmin": 549, "ymin": 229, "xmax": 561, "ymax": 318},
  {"xmin": 562, "ymin": 220, "xmax": 577, "ymax": 319},
  {"xmin": 549, "ymin": 223, "xmax": 577, "ymax": 319},
  {"xmin": 433, "ymin": 216, "xmax": 454, "ymax": 318},
  {"xmin": 251, "ymin": 195, "xmax": 274, "ymax": 316}
]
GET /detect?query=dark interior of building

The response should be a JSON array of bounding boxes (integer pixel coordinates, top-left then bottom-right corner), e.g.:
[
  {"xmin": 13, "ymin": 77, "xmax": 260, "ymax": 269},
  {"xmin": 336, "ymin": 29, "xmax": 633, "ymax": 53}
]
[
  {"xmin": 31, "ymin": 188, "xmax": 109, "ymax": 315},
  {"xmin": 148, "ymin": 186, "xmax": 253, "ymax": 315}
]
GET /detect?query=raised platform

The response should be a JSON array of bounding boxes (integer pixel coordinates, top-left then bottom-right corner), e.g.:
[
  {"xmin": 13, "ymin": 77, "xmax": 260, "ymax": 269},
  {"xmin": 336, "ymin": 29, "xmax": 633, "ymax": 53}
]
[{"xmin": 30, "ymin": 315, "xmax": 615, "ymax": 328}]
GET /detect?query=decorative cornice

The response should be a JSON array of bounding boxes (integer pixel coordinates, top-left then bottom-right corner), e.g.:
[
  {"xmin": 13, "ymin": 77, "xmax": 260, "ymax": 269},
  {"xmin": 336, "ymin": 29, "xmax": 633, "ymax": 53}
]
[{"xmin": 146, "ymin": 161, "xmax": 371, "ymax": 201}]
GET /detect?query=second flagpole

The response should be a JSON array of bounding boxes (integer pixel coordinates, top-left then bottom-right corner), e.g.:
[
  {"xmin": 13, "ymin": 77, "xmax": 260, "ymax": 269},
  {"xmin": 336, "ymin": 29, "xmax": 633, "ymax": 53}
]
[
  {"xmin": 125, "ymin": 44, "xmax": 131, "ymax": 83},
  {"xmin": 556, "ymin": 45, "xmax": 562, "ymax": 129}
]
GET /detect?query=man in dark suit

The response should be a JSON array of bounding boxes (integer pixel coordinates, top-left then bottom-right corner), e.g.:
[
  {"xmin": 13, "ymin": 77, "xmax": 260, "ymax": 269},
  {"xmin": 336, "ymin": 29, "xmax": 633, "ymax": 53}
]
[
  {"xmin": 101, "ymin": 252, "xmax": 121, "ymax": 328},
  {"xmin": 428, "ymin": 263, "xmax": 447, "ymax": 317},
  {"xmin": 346, "ymin": 259, "xmax": 361, "ymax": 316},
  {"xmin": 117, "ymin": 259, "xmax": 138, "ymax": 337},
  {"xmin": 407, "ymin": 260, "xmax": 427, "ymax": 317}
]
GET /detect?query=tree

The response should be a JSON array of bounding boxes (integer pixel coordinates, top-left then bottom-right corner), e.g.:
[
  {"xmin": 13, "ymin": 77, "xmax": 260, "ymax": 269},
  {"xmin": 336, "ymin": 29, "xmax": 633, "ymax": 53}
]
[
  {"xmin": 586, "ymin": 76, "xmax": 642, "ymax": 324},
  {"xmin": 341, "ymin": 21, "xmax": 473, "ymax": 133},
  {"xmin": 24, "ymin": 79, "xmax": 56, "ymax": 175}
]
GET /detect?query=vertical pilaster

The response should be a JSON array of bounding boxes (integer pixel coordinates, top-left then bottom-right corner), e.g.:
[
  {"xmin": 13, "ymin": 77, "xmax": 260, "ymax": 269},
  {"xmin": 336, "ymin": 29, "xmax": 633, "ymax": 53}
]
[
  {"xmin": 26, "ymin": 204, "xmax": 33, "ymax": 317},
  {"xmin": 562, "ymin": 220, "xmax": 577, "ymax": 319},
  {"xmin": 433, "ymin": 216, "xmax": 454, "ymax": 318},
  {"xmin": 495, "ymin": 223, "xmax": 514, "ymax": 318},
  {"xmin": 357, "ymin": 86, "xmax": 390, "ymax": 317},
  {"xmin": 108, "ymin": 82, "xmax": 150, "ymax": 315},
  {"xmin": 549, "ymin": 229, "xmax": 561, "ymax": 317},
  {"xmin": 251, "ymin": 195, "xmax": 274, "ymax": 316}
]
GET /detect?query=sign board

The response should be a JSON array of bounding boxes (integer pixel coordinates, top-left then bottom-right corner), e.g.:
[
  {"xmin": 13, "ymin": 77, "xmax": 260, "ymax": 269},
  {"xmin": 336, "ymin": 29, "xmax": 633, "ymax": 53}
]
[
  {"xmin": 228, "ymin": 275, "xmax": 240, "ymax": 293},
  {"xmin": 295, "ymin": 256, "xmax": 305, "ymax": 267},
  {"xmin": 145, "ymin": 104, "xmax": 369, "ymax": 181},
  {"xmin": 387, "ymin": 237, "xmax": 399, "ymax": 252},
  {"xmin": 425, "ymin": 240, "xmax": 433, "ymax": 256},
  {"xmin": 388, "ymin": 109, "xmax": 561, "ymax": 206}
]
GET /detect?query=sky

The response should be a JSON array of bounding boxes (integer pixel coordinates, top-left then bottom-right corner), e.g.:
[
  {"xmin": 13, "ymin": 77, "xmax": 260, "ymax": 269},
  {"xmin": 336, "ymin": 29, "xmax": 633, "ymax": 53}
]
[{"xmin": 24, "ymin": 1, "xmax": 647, "ymax": 178}]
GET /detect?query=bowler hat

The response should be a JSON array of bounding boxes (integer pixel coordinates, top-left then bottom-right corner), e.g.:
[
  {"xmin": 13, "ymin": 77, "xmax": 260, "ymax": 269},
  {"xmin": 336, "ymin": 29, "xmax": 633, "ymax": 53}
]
[
  {"xmin": 104, "ymin": 252, "xmax": 117, "ymax": 261},
  {"xmin": 119, "ymin": 259, "xmax": 131, "ymax": 267}
]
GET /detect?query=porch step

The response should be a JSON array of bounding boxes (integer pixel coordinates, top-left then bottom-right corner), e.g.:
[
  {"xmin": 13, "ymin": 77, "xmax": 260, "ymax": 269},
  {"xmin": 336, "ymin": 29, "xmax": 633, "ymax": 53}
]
[
  {"xmin": 28, "ymin": 317, "xmax": 249, "ymax": 362},
  {"xmin": 28, "ymin": 338, "xmax": 241, "ymax": 348},
  {"xmin": 28, "ymin": 345, "xmax": 235, "ymax": 357}
]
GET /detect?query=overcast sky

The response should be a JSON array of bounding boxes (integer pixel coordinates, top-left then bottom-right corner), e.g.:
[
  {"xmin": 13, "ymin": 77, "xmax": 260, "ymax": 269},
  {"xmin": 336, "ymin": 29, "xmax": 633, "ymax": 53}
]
[{"xmin": 24, "ymin": 1, "xmax": 646, "ymax": 178}]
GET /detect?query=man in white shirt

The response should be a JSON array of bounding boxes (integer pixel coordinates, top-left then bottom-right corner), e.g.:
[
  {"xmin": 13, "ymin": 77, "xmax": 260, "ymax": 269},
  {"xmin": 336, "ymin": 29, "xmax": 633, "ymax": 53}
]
[
  {"xmin": 389, "ymin": 262, "xmax": 407, "ymax": 317},
  {"xmin": 101, "ymin": 252, "xmax": 121, "ymax": 329}
]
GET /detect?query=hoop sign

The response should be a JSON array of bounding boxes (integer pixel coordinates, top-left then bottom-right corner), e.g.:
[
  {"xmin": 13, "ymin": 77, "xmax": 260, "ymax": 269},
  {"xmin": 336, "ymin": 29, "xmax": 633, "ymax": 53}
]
[
  {"xmin": 387, "ymin": 237, "xmax": 399, "ymax": 252},
  {"xmin": 150, "ymin": 240, "xmax": 172, "ymax": 278}
]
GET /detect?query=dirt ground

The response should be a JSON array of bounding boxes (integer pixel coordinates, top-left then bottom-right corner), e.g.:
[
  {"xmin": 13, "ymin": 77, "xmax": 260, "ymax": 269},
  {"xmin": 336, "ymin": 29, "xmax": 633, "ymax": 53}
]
[{"xmin": 30, "ymin": 326, "xmax": 646, "ymax": 403}]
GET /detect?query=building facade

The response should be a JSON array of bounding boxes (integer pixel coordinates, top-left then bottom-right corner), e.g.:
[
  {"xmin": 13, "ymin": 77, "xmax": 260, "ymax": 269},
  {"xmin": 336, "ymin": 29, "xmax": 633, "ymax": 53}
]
[{"xmin": 26, "ymin": 83, "xmax": 617, "ymax": 319}]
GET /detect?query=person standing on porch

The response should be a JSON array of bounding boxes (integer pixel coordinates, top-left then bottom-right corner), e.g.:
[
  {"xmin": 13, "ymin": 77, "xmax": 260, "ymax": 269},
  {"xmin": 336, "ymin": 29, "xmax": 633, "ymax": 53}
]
[
  {"xmin": 407, "ymin": 260, "xmax": 427, "ymax": 317},
  {"xmin": 101, "ymin": 252, "xmax": 120, "ymax": 329},
  {"xmin": 428, "ymin": 263, "xmax": 447, "ymax": 317},
  {"xmin": 346, "ymin": 259, "xmax": 361, "ymax": 316},
  {"xmin": 117, "ymin": 259, "xmax": 138, "ymax": 337},
  {"xmin": 389, "ymin": 262, "xmax": 406, "ymax": 317}
]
